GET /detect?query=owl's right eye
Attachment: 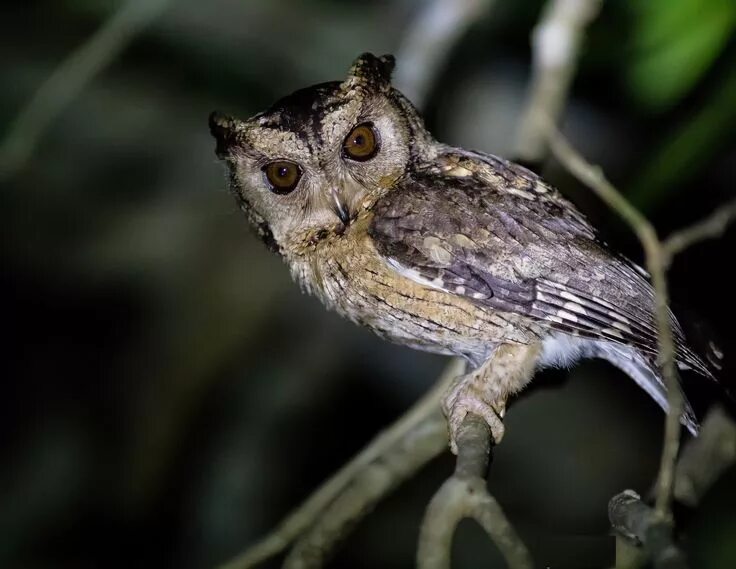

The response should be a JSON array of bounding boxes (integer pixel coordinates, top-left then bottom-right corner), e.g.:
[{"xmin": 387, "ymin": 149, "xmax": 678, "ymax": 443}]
[{"xmin": 262, "ymin": 160, "xmax": 302, "ymax": 194}]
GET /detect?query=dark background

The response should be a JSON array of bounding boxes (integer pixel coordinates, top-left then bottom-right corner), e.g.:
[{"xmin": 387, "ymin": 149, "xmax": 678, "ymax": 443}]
[{"xmin": 2, "ymin": 1, "xmax": 735, "ymax": 568}]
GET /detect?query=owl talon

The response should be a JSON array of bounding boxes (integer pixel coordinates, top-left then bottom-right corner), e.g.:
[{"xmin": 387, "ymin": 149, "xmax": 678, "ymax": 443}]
[{"xmin": 442, "ymin": 375, "xmax": 506, "ymax": 455}]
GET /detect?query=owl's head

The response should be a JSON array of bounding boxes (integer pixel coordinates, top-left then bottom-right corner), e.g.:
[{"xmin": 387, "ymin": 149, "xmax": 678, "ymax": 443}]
[{"xmin": 209, "ymin": 53, "xmax": 433, "ymax": 254}]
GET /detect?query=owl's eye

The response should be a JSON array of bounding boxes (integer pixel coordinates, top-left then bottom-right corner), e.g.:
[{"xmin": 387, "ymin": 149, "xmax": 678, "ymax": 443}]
[
  {"xmin": 263, "ymin": 160, "xmax": 302, "ymax": 194},
  {"xmin": 343, "ymin": 123, "xmax": 379, "ymax": 161}
]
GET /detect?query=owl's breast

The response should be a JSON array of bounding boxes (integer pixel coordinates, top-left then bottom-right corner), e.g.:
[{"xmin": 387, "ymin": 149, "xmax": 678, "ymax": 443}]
[{"xmin": 304, "ymin": 216, "xmax": 542, "ymax": 362}]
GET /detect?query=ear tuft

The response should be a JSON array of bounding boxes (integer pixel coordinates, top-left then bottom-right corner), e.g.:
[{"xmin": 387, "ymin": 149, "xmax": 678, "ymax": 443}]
[
  {"xmin": 209, "ymin": 111, "xmax": 241, "ymax": 157},
  {"xmin": 343, "ymin": 53, "xmax": 396, "ymax": 92}
]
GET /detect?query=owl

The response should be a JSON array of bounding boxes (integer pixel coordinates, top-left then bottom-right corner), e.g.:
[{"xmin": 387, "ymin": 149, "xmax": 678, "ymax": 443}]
[{"xmin": 209, "ymin": 53, "xmax": 720, "ymax": 451}]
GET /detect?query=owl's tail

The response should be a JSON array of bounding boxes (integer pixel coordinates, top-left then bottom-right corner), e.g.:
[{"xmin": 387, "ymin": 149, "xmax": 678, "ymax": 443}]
[{"xmin": 589, "ymin": 342, "xmax": 700, "ymax": 435}]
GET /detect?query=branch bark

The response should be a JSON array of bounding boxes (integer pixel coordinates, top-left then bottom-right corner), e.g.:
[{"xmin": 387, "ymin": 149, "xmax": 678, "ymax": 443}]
[
  {"xmin": 218, "ymin": 359, "xmax": 465, "ymax": 569},
  {"xmin": 609, "ymin": 407, "xmax": 736, "ymax": 568},
  {"xmin": 514, "ymin": 0, "xmax": 603, "ymax": 166},
  {"xmin": 609, "ymin": 490, "xmax": 687, "ymax": 569},
  {"xmin": 417, "ymin": 414, "xmax": 532, "ymax": 569}
]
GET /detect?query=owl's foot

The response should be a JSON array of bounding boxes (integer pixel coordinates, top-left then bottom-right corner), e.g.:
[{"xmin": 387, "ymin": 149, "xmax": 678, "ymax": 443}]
[{"xmin": 441, "ymin": 371, "xmax": 506, "ymax": 455}]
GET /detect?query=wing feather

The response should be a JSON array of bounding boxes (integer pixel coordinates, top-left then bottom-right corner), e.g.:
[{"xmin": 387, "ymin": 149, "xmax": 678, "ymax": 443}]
[{"xmin": 369, "ymin": 149, "xmax": 713, "ymax": 378}]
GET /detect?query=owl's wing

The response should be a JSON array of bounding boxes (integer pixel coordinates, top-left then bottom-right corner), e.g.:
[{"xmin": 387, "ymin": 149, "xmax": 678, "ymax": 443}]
[{"xmin": 369, "ymin": 149, "xmax": 711, "ymax": 377}]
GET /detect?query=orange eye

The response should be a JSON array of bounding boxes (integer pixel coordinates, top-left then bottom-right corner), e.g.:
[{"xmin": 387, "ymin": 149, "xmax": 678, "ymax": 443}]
[
  {"xmin": 343, "ymin": 123, "xmax": 379, "ymax": 161},
  {"xmin": 263, "ymin": 161, "xmax": 302, "ymax": 194}
]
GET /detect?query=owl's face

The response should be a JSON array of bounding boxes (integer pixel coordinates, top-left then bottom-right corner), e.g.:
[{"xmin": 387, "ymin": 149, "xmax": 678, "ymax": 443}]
[{"xmin": 210, "ymin": 54, "xmax": 433, "ymax": 254}]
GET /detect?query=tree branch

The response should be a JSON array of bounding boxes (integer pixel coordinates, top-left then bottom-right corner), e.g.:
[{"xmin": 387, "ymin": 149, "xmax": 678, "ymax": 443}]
[
  {"xmin": 514, "ymin": 0, "xmax": 603, "ymax": 166},
  {"xmin": 663, "ymin": 199, "xmax": 736, "ymax": 263},
  {"xmin": 283, "ymin": 412, "xmax": 447, "ymax": 569},
  {"xmin": 544, "ymin": 123, "xmax": 683, "ymax": 520},
  {"xmin": 218, "ymin": 358, "xmax": 465, "ymax": 569},
  {"xmin": 394, "ymin": 0, "xmax": 496, "ymax": 110},
  {"xmin": 417, "ymin": 414, "xmax": 532, "ymax": 569},
  {"xmin": 547, "ymin": 122, "xmax": 736, "ymax": 568},
  {"xmin": 609, "ymin": 490, "xmax": 687, "ymax": 569},
  {"xmin": 609, "ymin": 407, "xmax": 736, "ymax": 568}
]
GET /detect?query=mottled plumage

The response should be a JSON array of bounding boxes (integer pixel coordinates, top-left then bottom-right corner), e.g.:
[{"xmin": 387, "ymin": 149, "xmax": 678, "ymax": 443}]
[
  {"xmin": 209, "ymin": 53, "xmax": 720, "ymax": 449},
  {"xmin": 370, "ymin": 150, "xmax": 708, "ymax": 373}
]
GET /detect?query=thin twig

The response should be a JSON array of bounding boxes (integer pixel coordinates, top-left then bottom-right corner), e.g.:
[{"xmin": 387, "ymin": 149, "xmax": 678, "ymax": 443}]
[
  {"xmin": 663, "ymin": 199, "xmax": 736, "ymax": 263},
  {"xmin": 218, "ymin": 359, "xmax": 464, "ymax": 569},
  {"xmin": 514, "ymin": 0, "xmax": 603, "ymax": 165},
  {"xmin": 394, "ymin": 0, "xmax": 496, "ymax": 109},
  {"xmin": 0, "ymin": 0, "xmax": 173, "ymax": 181},
  {"xmin": 544, "ymin": 124, "xmax": 683, "ymax": 520},
  {"xmin": 417, "ymin": 414, "xmax": 532, "ymax": 569}
]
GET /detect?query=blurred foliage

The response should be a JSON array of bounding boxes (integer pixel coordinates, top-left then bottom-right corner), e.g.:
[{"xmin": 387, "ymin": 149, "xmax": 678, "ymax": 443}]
[
  {"xmin": 628, "ymin": 64, "xmax": 736, "ymax": 211},
  {"xmin": 626, "ymin": 0, "xmax": 736, "ymax": 112}
]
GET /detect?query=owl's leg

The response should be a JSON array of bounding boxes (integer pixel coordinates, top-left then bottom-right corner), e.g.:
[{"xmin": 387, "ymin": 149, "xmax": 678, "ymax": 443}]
[{"xmin": 442, "ymin": 343, "xmax": 541, "ymax": 454}]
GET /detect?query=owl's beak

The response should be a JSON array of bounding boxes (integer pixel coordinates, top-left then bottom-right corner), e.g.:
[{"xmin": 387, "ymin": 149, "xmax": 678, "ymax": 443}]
[{"xmin": 330, "ymin": 187, "xmax": 352, "ymax": 226}]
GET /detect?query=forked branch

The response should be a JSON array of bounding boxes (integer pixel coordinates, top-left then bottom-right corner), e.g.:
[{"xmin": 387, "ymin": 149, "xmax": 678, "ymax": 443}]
[
  {"xmin": 546, "ymin": 124, "xmax": 736, "ymax": 569},
  {"xmin": 417, "ymin": 414, "xmax": 533, "ymax": 569},
  {"xmin": 545, "ymin": 124, "xmax": 683, "ymax": 521},
  {"xmin": 609, "ymin": 407, "xmax": 736, "ymax": 569}
]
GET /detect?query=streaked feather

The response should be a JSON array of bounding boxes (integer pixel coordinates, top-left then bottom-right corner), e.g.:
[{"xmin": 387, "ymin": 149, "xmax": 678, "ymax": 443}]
[{"xmin": 370, "ymin": 148, "xmax": 716, "ymax": 390}]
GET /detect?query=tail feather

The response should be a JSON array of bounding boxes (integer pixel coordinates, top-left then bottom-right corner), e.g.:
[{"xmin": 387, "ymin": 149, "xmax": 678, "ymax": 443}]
[{"xmin": 589, "ymin": 342, "xmax": 699, "ymax": 435}]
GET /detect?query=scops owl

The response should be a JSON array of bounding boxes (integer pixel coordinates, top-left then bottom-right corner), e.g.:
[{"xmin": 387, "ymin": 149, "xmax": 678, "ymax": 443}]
[{"xmin": 209, "ymin": 53, "xmax": 720, "ymax": 451}]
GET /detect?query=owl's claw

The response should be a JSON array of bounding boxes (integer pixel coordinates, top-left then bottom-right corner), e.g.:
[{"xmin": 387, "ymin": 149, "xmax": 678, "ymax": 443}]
[{"xmin": 441, "ymin": 374, "xmax": 506, "ymax": 455}]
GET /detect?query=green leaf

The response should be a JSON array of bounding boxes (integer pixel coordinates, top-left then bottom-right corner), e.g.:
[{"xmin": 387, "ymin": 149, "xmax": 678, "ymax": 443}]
[
  {"xmin": 627, "ymin": 62, "xmax": 736, "ymax": 211},
  {"xmin": 627, "ymin": 0, "xmax": 735, "ymax": 112}
]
